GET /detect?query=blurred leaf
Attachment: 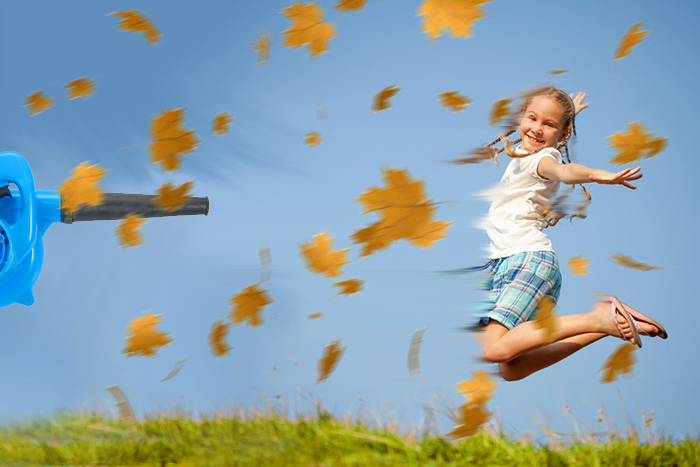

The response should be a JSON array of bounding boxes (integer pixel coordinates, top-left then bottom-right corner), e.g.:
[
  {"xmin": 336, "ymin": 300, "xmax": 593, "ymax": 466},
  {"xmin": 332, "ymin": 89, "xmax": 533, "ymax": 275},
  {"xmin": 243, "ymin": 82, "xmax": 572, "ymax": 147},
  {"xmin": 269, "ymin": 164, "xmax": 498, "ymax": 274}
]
[
  {"xmin": 489, "ymin": 98, "xmax": 512, "ymax": 126},
  {"xmin": 305, "ymin": 131, "xmax": 322, "ymax": 147},
  {"xmin": 333, "ymin": 279, "xmax": 364, "ymax": 295},
  {"xmin": 160, "ymin": 357, "xmax": 188, "ymax": 382},
  {"xmin": 23, "ymin": 91, "xmax": 53, "ymax": 115},
  {"xmin": 614, "ymin": 23, "xmax": 649, "ymax": 60},
  {"xmin": 308, "ymin": 312, "xmax": 324, "ymax": 320},
  {"xmin": 408, "ymin": 325, "xmax": 428, "ymax": 374},
  {"xmin": 148, "ymin": 108, "xmax": 200, "ymax": 172},
  {"xmin": 372, "ymin": 85, "xmax": 401, "ymax": 112},
  {"xmin": 448, "ymin": 402, "xmax": 491, "ymax": 439},
  {"xmin": 600, "ymin": 343, "xmax": 637, "ymax": 383},
  {"xmin": 447, "ymin": 147, "xmax": 500, "ymax": 166},
  {"xmin": 106, "ymin": 385, "xmax": 135, "ymax": 423},
  {"xmin": 123, "ymin": 313, "xmax": 173, "ymax": 357},
  {"xmin": 212, "ymin": 112, "xmax": 234, "ymax": 135},
  {"xmin": 259, "ymin": 244, "xmax": 272, "ymax": 284},
  {"xmin": 546, "ymin": 69, "xmax": 568, "ymax": 75},
  {"xmin": 229, "ymin": 284, "xmax": 273, "ymax": 327},
  {"xmin": 116, "ymin": 213, "xmax": 148, "ymax": 249},
  {"xmin": 317, "ymin": 339, "xmax": 346, "ymax": 383},
  {"xmin": 610, "ymin": 253, "xmax": 666, "ymax": 271},
  {"xmin": 567, "ymin": 255, "xmax": 591, "ymax": 275},
  {"xmin": 65, "ymin": 78, "xmax": 96, "ymax": 99},
  {"xmin": 252, "ymin": 32, "xmax": 271, "ymax": 66},
  {"xmin": 280, "ymin": 2, "xmax": 336, "ymax": 58},
  {"xmin": 153, "ymin": 180, "xmax": 193, "ymax": 212},
  {"xmin": 108, "ymin": 10, "xmax": 161, "ymax": 45},
  {"xmin": 417, "ymin": 0, "xmax": 492, "ymax": 41},
  {"xmin": 438, "ymin": 91, "xmax": 472, "ymax": 112},
  {"xmin": 455, "ymin": 369, "xmax": 496, "ymax": 405},
  {"xmin": 607, "ymin": 122, "xmax": 667, "ymax": 165},
  {"xmin": 335, "ymin": 0, "xmax": 368, "ymax": 12},
  {"xmin": 534, "ymin": 296, "xmax": 558, "ymax": 343},
  {"xmin": 299, "ymin": 232, "xmax": 350, "ymax": 278},
  {"xmin": 209, "ymin": 320, "xmax": 232, "ymax": 357},
  {"xmin": 56, "ymin": 162, "xmax": 108, "ymax": 214}
]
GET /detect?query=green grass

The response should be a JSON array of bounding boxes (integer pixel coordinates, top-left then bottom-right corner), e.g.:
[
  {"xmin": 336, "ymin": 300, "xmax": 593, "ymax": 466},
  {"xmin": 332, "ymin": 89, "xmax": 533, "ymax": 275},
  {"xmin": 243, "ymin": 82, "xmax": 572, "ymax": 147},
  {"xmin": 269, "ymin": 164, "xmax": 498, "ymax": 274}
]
[{"xmin": 0, "ymin": 407, "xmax": 698, "ymax": 466}]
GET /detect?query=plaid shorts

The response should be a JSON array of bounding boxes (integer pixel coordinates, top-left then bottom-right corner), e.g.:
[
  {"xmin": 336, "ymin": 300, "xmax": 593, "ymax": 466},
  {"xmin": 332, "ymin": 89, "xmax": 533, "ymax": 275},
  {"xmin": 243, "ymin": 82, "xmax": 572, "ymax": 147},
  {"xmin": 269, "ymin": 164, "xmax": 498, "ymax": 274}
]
[{"xmin": 475, "ymin": 250, "xmax": 562, "ymax": 330}]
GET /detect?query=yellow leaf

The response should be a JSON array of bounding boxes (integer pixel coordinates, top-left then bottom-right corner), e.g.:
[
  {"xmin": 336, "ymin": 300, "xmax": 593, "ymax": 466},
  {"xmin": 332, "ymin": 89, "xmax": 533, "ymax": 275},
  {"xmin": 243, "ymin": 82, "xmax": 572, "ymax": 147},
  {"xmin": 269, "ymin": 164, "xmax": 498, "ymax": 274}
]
[
  {"xmin": 455, "ymin": 369, "xmax": 496, "ymax": 405},
  {"xmin": 305, "ymin": 131, "xmax": 322, "ymax": 147},
  {"xmin": 123, "ymin": 313, "xmax": 173, "ymax": 357},
  {"xmin": 335, "ymin": 0, "xmax": 368, "ymax": 12},
  {"xmin": 610, "ymin": 253, "xmax": 666, "ymax": 271},
  {"xmin": 489, "ymin": 98, "xmax": 512, "ymax": 126},
  {"xmin": 333, "ymin": 279, "xmax": 364, "ymax": 295},
  {"xmin": 252, "ymin": 32, "xmax": 271, "ymax": 66},
  {"xmin": 148, "ymin": 108, "xmax": 200, "ymax": 172},
  {"xmin": 417, "ymin": 0, "xmax": 492, "ymax": 41},
  {"xmin": 212, "ymin": 112, "xmax": 234, "ymax": 135},
  {"xmin": 299, "ymin": 232, "xmax": 350, "ymax": 278},
  {"xmin": 448, "ymin": 402, "xmax": 491, "ymax": 439},
  {"xmin": 280, "ymin": 2, "xmax": 337, "ymax": 59},
  {"xmin": 153, "ymin": 180, "xmax": 193, "ymax": 212},
  {"xmin": 438, "ymin": 91, "xmax": 472, "ymax": 112},
  {"xmin": 23, "ymin": 91, "xmax": 53, "ymax": 115},
  {"xmin": 65, "ymin": 78, "xmax": 96, "ymax": 99},
  {"xmin": 614, "ymin": 23, "xmax": 649, "ymax": 60},
  {"xmin": 116, "ymin": 213, "xmax": 148, "ymax": 249},
  {"xmin": 534, "ymin": 296, "xmax": 558, "ymax": 343},
  {"xmin": 607, "ymin": 122, "xmax": 667, "ymax": 165},
  {"xmin": 308, "ymin": 312, "xmax": 324, "ymax": 319},
  {"xmin": 229, "ymin": 284, "xmax": 273, "ymax": 327},
  {"xmin": 600, "ymin": 343, "xmax": 637, "ymax": 383},
  {"xmin": 317, "ymin": 338, "xmax": 346, "ymax": 383},
  {"xmin": 372, "ymin": 85, "xmax": 401, "ymax": 112},
  {"xmin": 567, "ymin": 255, "xmax": 590, "ymax": 275},
  {"xmin": 209, "ymin": 320, "xmax": 232, "ymax": 357},
  {"xmin": 546, "ymin": 69, "xmax": 568, "ymax": 75},
  {"xmin": 56, "ymin": 162, "xmax": 108, "ymax": 214},
  {"xmin": 109, "ymin": 10, "xmax": 161, "ymax": 45}
]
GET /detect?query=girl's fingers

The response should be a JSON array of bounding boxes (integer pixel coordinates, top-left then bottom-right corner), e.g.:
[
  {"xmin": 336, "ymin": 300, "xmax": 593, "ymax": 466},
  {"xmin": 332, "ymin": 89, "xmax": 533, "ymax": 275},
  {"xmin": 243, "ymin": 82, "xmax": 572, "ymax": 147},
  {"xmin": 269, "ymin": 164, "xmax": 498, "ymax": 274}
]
[{"xmin": 622, "ymin": 181, "xmax": 637, "ymax": 190}]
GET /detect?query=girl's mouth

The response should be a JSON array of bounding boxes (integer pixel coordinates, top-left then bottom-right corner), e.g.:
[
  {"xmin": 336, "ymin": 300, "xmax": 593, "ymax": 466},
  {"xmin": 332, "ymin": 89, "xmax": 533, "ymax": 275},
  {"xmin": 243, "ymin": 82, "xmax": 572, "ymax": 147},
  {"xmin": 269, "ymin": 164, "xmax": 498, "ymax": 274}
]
[{"xmin": 527, "ymin": 134, "xmax": 544, "ymax": 144}]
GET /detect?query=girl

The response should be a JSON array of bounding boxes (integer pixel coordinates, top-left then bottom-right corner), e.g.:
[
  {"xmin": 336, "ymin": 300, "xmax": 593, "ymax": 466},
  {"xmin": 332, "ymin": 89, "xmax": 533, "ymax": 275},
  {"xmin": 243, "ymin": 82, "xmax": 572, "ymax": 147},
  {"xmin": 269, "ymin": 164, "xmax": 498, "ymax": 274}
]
[{"xmin": 475, "ymin": 86, "xmax": 667, "ymax": 381}]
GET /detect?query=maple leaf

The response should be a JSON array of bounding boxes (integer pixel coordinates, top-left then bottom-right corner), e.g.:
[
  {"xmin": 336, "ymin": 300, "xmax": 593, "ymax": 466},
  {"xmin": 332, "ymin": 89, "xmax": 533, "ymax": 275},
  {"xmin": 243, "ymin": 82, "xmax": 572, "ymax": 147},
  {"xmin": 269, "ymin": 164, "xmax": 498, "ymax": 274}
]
[
  {"xmin": 116, "ymin": 213, "xmax": 148, "ymax": 249},
  {"xmin": 333, "ymin": 279, "xmax": 364, "ymax": 295},
  {"xmin": 209, "ymin": 320, "xmax": 232, "ymax": 357},
  {"xmin": 229, "ymin": 284, "xmax": 273, "ymax": 327},
  {"xmin": 614, "ymin": 23, "xmax": 649, "ymax": 60},
  {"xmin": 407, "ymin": 325, "xmax": 428, "ymax": 375},
  {"xmin": 448, "ymin": 402, "xmax": 491, "ymax": 439},
  {"xmin": 317, "ymin": 338, "xmax": 346, "ymax": 383},
  {"xmin": 212, "ymin": 112, "xmax": 234, "ymax": 135},
  {"xmin": 23, "ymin": 91, "xmax": 53, "ymax": 115},
  {"xmin": 280, "ymin": 2, "xmax": 337, "ymax": 59},
  {"xmin": 534, "ymin": 296, "xmax": 558, "ymax": 343},
  {"xmin": 546, "ymin": 69, "xmax": 568, "ymax": 75},
  {"xmin": 148, "ymin": 108, "xmax": 200, "ymax": 172},
  {"xmin": 489, "ymin": 98, "xmax": 512, "ymax": 126},
  {"xmin": 456, "ymin": 370, "xmax": 496, "ymax": 405},
  {"xmin": 600, "ymin": 343, "xmax": 637, "ymax": 383},
  {"xmin": 299, "ymin": 232, "xmax": 350, "ymax": 278},
  {"xmin": 335, "ymin": 0, "xmax": 368, "ymax": 12},
  {"xmin": 153, "ymin": 180, "xmax": 193, "ymax": 212},
  {"xmin": 123, "ymin": 313, "xmax": 173, "ymax": 357},
  {"xmin": 566, "ymin": 255, "xmax": 590, "ymax": 275},
  {"xmin": 417, "ymin": 0, "xmax": 492, "ymax": 41},
  {"xmin": 351, "ymin": 167, "xmax": 452, "ymax": 257},
  {"xmin": 56, "ymin": 162, "xmax": 108, "ymax": 214},
  {"xmin": 160, "ymin": 357, "xmax": 188, "ymax": 382},
  {"xmin": 106, "ymin": 385, "xmax": 135, "ymax": 423},
  {"xmin": 610, "ymin": 253, "xmax": 667, "ymax": 271},
  {"xmin": 438, "ymin": 91, "xmax": 472, "ymax": 112},
  {"xmin": 607, "ymin": 122, "xmax": 667, "ymax": 165},
  {"xmin": 305, "ymin": 131, "xmax": 322, "ymax": 147},
  {"xmin": 109, "ymin": 10, "xmax": 161, "ymax": 45},
  {"xmin": 252, "ymin": 32, "xmax": 271, "ymax": 66},
  {"xmin": 372, "ymin": 85, "xmax": 401, "ymax": 112},
  {"xmin": 65, "ymin": 78, "xmax": 96, "ymax": 99},
  {"xmin": 308, "ymin": 312, "xmax": 324, "ymax": 319}
]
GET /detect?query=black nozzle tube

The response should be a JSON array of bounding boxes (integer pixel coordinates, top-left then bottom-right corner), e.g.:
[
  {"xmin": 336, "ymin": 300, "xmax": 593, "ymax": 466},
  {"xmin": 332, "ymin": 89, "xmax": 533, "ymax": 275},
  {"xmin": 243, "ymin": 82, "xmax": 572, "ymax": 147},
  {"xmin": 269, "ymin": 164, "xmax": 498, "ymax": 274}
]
[{"xmin": 61, "ymin": 193, "xmax": 209, "ymax": 224}]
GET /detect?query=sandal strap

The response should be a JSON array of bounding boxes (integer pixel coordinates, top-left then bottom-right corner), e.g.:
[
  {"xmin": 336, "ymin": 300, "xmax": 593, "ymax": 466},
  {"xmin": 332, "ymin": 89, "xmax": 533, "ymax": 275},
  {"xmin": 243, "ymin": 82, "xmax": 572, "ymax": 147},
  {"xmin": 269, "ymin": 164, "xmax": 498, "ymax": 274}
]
[{"xmin": 610, "ymin": 301, "xmax": 641, "ymax": 342}]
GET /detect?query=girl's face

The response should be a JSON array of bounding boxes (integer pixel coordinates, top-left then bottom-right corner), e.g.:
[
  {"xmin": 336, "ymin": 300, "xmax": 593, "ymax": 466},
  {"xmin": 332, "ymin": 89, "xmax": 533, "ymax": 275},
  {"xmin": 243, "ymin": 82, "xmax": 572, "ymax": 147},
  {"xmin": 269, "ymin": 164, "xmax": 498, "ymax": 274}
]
[{"xmin": 518, "ymin": 96, "xmax": 566, "ymax": 153}]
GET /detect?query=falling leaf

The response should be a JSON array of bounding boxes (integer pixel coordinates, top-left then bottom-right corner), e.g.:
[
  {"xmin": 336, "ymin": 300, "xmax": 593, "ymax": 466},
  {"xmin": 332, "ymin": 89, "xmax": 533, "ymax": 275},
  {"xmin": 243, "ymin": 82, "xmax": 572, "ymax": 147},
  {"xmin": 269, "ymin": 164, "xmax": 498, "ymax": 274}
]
[
  {"xmin": 23, "ymin": 91, "xmax": 53, "ymax": 115},
  {"xmin": 333, "ymin": 279, "xmax": 364, "ymax": 295},
  {"xmin": 123, "ymin": 313, "xmax": 173, "ymax": 357},
  {"xmin": 372, "ymin": 85, "xmax": 401, "ymax": 112},
  {"xmin": 607, "ymin": 122, "xmax": 667, "ymax": 165},
  {"xmin": 116, "ymin": 214, "xmax": 148, "ymax": 249},
  {"xmin": 259, "ymin": 244, "xmax": 272, "ymax": 284},
  {"xmin": 280, "ymin": 2, "xmax": 337, "ymax": 59},
  {"xmin": 600, "ymin": 343, "xmax": 637, "ymax": 383},
  {"xmin": 536, "ymin": 184, "xmax": 591, "ymax": 229},
  {"xmin": 212, "ymin": 112, "xmax": 234, "ymax": 135},
  {"xmin": 160, "ymin": 357, "xmax": 188, "ymax": 382},
  {"xmin": 308, "ymin": 312, "xmax": 324, "ymax": 319},
  {"xmin": 229, "ymin": 284, "xmax": 273, "ymax": 327},
  {"xmin": 567, "ymin": 255, "xmax": 590, "ymax": 275},
  {"xmin": 209, "ymin": 320, "xmax": 232, "ymax": 357},
  {"xmin": 489, "ymin": 98, "xmax": 512, "ymax": 126},
  {"xmin": 408, "ymin": 325, "xmax": 428, "ymax": 374},
  {"xmin": 614, "ymin": 23, "xmax": 649, "ymax": 60},
  {"xmin": 448, "ymin": 402, "xmax": 491, "ymax": 439},
  {"xmin": 534, "ymin": 296, "xmax": 558, "ymax": 343},
  {"xmin": 610, "ymin": 254, "xmax": 667, "ymax": 271},
  {"xmin": 317, "ymin": 338, "xmax": 346, "ymax": 383},
  {"xmin": 65, "ymin": 78, "xmax": 96, "ymax": 99},
  {"xmin": 56, "ymin": 162, "xmax": 108, "ymax": 214},
  {"xmin": 335, "ymin": 0, "xmax": 368, "ymax": 12},
  {"xmin": 438, "ymin": 91, "xmax": 472, "ymax": 112},
  {"xmin": 351, "ymin": 167, "xmax": 452, "ymax": 257},
  {"xmin": 305, "ymin": 131, "xmax": 322, "ymax": 147},
  {"xmin": 546, "ymin": 70, "xmax": 568, "ymax": 75},
  {"xmin": 109, "ymin": 10, "xmax": 161, "ymax": 45},
  {"xmin": 252, "ymin": 32, "xmax": 271, "ymax": 66},
  {"xmin": 299, "ymin": 232, "xmax": 350, "ymax": 278},
  {"xmin": 106, "ymin": 385, "xmax": 135, "ymax": 423},
  {"xmin": 148, "ymin": 108, "xmax": 200, "ymax": 172},
  {"xmin": 447, "ymin": 147, "xmax": 500, "ymax": 166},
  {"xmin": 417, "ymin": 0, "xmax": 492, "ymax": 41},
  {"xmin": 153, "ymin": 180, "xmax": 193, "ymax": 212},
  {"xmin": 455, "ymin": 370, "xmax": 496, "ymax": 405}
]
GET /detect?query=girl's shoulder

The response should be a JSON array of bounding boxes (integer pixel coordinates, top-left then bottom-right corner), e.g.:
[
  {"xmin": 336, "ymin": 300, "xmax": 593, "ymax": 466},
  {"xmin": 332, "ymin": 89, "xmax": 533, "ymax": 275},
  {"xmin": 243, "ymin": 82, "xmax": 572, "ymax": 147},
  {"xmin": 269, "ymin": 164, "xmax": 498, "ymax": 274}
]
[{"xmin": 531, "ymin": 146, "xmax": 563, "ymax": 163}]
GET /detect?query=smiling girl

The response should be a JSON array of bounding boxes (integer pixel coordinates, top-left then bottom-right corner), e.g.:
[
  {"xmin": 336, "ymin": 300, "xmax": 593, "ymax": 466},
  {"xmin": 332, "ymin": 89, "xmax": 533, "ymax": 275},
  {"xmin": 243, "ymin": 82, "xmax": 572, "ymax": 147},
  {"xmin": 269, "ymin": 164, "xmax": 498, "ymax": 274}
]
[{"xmin": 475, "ymin": 87, "xmax": 667, "ymax": 381}]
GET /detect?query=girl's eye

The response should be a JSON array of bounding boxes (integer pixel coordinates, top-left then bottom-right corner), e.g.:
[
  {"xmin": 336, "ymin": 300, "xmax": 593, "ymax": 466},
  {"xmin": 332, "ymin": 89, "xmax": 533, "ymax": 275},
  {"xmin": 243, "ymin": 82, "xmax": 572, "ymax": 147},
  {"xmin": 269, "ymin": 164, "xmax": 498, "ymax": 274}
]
[
  {"xmin": 546, "ymin": 123, "xmax": 554, "ymax": 127},
  {"xmin": 528, "ymin": 116, "xmax": 535, "ymax": 121}
]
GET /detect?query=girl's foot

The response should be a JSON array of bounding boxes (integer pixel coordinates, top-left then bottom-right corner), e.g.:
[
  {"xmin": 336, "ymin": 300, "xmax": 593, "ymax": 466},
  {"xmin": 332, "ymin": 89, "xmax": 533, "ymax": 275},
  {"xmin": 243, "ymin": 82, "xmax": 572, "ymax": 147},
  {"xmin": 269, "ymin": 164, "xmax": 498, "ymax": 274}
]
[
  {"xmin": 594, "ymin": 293, "xmax": 666, "ymax": 339},
  {"xmin": 595, "ymin": 299, "xmax": 641, "ymax": 347}
]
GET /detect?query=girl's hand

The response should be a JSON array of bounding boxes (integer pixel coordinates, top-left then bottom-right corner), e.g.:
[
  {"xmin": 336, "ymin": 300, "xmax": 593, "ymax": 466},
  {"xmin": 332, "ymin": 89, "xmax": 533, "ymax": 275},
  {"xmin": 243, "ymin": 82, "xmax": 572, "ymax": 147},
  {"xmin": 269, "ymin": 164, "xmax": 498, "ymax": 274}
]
[
  {"xmin": 570, "ymin": 92, "xmax": 589, "ymax": 115},
  {"xmin": 589, "ymin": 167, "xmax": 643, "ymax": 190}
]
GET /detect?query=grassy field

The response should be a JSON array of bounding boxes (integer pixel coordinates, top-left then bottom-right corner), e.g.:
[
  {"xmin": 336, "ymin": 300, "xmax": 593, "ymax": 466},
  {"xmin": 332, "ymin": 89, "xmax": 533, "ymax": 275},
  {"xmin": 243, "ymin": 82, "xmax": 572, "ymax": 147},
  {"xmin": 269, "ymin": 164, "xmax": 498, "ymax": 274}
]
[{"xmin": 0, "ymin": 405, "xmax": 698, "ymax": 466}]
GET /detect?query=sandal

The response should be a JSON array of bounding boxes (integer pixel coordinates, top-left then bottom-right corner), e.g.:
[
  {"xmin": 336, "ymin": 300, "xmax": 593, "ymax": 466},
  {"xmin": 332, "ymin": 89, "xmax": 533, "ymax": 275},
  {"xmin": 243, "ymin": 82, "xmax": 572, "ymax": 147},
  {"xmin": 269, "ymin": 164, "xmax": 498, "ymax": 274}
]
[{"xmin": 595, "ymin": 293, "xmax": 668, "ymax": 340}]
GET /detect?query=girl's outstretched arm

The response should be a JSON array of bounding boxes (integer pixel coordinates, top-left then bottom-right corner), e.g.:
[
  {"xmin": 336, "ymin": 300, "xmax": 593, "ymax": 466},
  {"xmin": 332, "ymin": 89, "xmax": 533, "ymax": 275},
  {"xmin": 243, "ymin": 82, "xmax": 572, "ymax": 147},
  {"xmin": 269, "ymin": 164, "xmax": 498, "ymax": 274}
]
[{"xmin": 538, "ymin": 158, "xmax": 643, "ymax": 189}]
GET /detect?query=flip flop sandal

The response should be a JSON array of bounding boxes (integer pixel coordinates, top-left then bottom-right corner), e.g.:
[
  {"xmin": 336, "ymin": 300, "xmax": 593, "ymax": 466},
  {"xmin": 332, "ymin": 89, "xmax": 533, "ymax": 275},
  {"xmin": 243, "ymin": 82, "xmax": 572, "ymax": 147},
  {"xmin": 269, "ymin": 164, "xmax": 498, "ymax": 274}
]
[
  {"xmin": 595, "ymin": 293, "xmax": 668, "ymax": 340},
  {"xmin": 609, "ymin": 300, "xmax": 642, "ymax": 348}
]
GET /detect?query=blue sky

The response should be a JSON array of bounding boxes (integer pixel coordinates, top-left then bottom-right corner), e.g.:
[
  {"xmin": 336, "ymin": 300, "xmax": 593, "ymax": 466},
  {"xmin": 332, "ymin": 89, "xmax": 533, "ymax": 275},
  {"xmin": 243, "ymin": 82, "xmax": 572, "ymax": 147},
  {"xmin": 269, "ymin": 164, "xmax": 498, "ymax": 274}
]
[{"xmin": 1, "ymin": 0, "xmax": 698, "ymax": 442}]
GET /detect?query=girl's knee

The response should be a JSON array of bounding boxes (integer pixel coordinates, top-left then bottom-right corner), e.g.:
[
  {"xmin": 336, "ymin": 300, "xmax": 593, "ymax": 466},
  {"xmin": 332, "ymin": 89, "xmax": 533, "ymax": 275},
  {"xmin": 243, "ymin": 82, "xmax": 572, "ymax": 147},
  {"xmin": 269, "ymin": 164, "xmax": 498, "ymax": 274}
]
[
  {"xmin": 498, "ymin": 362, "xmax": 525, "ymax": 382},
  {"xmin": 482, "ymin": 342, "xmax": 513, "ymax": 363}
]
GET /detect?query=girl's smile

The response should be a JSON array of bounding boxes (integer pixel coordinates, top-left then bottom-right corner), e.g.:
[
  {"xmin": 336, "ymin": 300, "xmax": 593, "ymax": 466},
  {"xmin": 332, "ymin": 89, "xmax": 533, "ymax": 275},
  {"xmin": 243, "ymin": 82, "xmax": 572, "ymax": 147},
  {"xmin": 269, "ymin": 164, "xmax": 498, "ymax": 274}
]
[{"xmin": 519, "ymin": 95, "xmax": 565, "ymax": 152}]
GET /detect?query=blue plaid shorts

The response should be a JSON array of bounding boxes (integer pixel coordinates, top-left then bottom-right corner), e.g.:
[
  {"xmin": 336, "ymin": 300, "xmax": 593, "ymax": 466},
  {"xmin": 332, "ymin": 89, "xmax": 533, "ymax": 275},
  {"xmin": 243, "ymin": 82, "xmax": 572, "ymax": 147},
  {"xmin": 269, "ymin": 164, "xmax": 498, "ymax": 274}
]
[{"xmin": 475, "ymin": 250, "xmax": 562, "ymax": 330}]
